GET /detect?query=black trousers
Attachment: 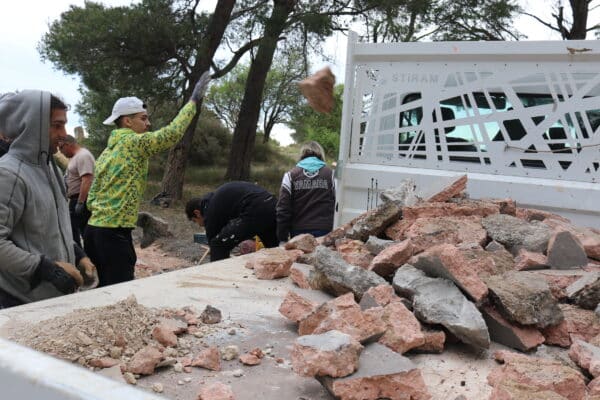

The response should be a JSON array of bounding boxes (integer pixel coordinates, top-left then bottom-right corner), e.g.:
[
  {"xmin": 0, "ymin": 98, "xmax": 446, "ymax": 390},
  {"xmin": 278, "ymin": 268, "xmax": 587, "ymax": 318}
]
[
  {"xmin": 84, "ymin": 226, "xmax": 136, "ymax": 287},
  {"xmin": 0, "ymin": 287, "xmax": 23, "ymax": 309},
  {"xmin": 209, "ymin": 197, "xmax": 278, "ymax": 262},
  {"xmin": 68, "ymin": 196, "xmax": 91, "ymax": 247}
]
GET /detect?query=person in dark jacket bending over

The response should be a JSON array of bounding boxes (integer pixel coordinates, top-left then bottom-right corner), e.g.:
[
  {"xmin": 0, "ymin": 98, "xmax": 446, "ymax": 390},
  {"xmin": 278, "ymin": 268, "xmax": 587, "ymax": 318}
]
[
  {"xmin": 276, "ymin": 141, "xmax": 335, "ymax": 243},
  {"xmin": 185, "ymin": 181, "xmax": 278, "ymax": 262}
]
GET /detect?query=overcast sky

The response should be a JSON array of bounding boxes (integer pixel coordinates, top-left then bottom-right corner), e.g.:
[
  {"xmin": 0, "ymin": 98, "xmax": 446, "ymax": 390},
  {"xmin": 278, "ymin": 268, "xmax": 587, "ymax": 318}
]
[{"xmin": 0, "ymin": 0, "xmax": 598, "ymax": 145}]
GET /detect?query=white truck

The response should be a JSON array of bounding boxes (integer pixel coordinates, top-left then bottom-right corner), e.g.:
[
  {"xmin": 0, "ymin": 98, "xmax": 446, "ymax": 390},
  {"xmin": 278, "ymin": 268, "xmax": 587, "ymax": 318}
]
[{"xmin": 335, "ymin": 32, "xmax": 600, "ymax": 228}]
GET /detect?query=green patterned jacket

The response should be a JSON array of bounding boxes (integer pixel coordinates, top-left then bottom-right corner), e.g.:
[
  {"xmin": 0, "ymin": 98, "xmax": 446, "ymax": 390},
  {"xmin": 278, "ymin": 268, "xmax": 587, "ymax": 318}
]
[{"xmin": 87, "ymin": 102, "xmax": 196, "ymax": 228}]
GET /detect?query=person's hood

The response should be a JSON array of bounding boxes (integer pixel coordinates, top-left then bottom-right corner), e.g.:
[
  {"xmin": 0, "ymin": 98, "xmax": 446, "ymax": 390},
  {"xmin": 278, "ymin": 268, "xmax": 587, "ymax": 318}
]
[
  {"xmin": 297, "ymin": 156, "xmax": 326, "ymax": 173},
  {"xmin": 0, "ymin": 90, "xmax": 52, "ymax": 165}
]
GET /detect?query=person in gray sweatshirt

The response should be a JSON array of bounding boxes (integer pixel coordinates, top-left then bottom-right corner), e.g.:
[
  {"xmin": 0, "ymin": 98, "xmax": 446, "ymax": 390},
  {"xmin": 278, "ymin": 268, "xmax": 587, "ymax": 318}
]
[{"xmin": 0, "ymin": 90, "xmax": 95, "ymax": 308}]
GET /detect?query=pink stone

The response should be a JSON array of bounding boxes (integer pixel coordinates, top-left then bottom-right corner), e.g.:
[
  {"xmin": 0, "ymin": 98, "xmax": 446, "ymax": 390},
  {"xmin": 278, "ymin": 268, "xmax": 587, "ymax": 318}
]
[
  {"xmin": 534, "ymin": 272, "xmax": 583, "ymax": 300},
  {"xmin": 291, "ymin": 330, "xmax": 362, "ymax": 378},
  {"xmin": 542, "ymin": 304, "xmax": 600, "ymax": 347},
  {"xmin": 285, "ymin": 249, "xmax": 305, "ymax": 263},
  {"xmin": 285, "ymin": 234, "xmax": 318, "ymax": 253},
  {"xmin": 410, "ymin": 244, "xmax": 489, "ymax": 303},
  {"xmin": 590, "ymin": 377, "xmax": 600, "ymax": 395},
  {"xmin": 402, "ymin": 201, "xmax": 499, "ymax": 221},
  {"xmin": 368, "ymin": 240, "xmax": 414, "ymax": 278},
  {"xmin": 568, "ymin": 340, "xmax": 600, "ymax": 377},
  {"xmin": 197, "ymin": 382, "xmax": 235, "ymax": 400},
  {"xmin": 414, "ymin": 329, "xmax": 445, "ymax": 353},
  {"xmin": 298, "ymin": 293, "xmax": 387, "ymax": 343},
  {"xmin": 378, "ymin": 301, "xmax": 425, "ymax": 354},
  {"xmin": 514, "ymin": 249, "xmax": 548, "ymax": 271},
  {"xmin": 152, "ymin": 324, "xmax": 178, "ymax": 347},
  {"xmin": 427, "ymin": 175, "xmax": 467, "ymax": 203},
  {"xmin": 191, "ymin": 346, "xmax": 221, "ymax": 371},
  {"xmin": 403, "ymin": 216, "xmax": 487, "ymax": 253},
  {"xmin": 298, "ymin": 67, "xmax": 336, "ymax": 114},
  {"xmin": 335, "ymin": 238, "xmax": 374, "ymax": 269},
  {"xmin": 361, "ymin": 284, "xmax": 397, "ymax": 308},
  {"xmin": 239, "ymin": 353, "xmax": 261, "ymax": 366},
  {"xmin": 290, "ymin": 263, "xmax": 313, "ymax": 289},
  {"xmin": 279, "ymin": 291, "xmax": 318, "ymax": 323},
  {"xmin": 252, "ymin": 248, "xmax": 294, "ymax": 279},
  {"xmin": 384, "ymin": 219, "xmax": 414, "ymax": 241},
  {"xmin": 89, "ymin": 357, "xmax": 120, "ymax": 368},
  {"xmin": 128, "ymin": 346, "xmax": 163, "ymax": 375},
  {"xmin": 488, "ymin": 350, "xmax": 587, "ymax": 400},
  {"xmin": 517, "ymin": 208, "xmax": 571, "ymax": 224}
]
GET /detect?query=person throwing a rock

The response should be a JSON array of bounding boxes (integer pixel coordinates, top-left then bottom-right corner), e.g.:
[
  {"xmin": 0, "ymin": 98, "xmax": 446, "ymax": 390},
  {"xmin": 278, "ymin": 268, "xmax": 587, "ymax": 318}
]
[
  {"xmin": 185, "ymin": 181, "xmax": 278, "ymax": 262},
  {"xmin": 85, "ymin": 71, "xmax": 211, "ymax": 287}
]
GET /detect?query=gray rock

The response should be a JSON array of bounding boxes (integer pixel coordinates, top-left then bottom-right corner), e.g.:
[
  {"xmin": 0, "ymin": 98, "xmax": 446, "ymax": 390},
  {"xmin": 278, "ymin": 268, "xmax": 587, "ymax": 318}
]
[
  {"xmin": 345, "ymin": 201, "xmax": 402, "ymax": 242},
  {"xmin": 596, "ymin": 303, "xmax": 600, "ymax": 317},
  {"xmin": 485, "ymin": 240, "xmax": 506, "ymax": 252},
  {"xmin": 136, "ymin": 212, "xmax": 172, "ymax": 248},
  {"xmin": 200, "ymin": 305, "xmax": 222, "ymax": 324},
  {"xmin": 365, "ymin": 235, "xmax": 395, "ymax": 255},
  {"xmin": 312, "ymin": 246, "xmax": 386, "ymax": 300},
  {"xmin": 379, "ymin": 179, "xmax": 420, "ymax": 206},
  {"xmin": 482, "ymin": 214, "xmax": 551, "ymax": 254},
  {"xmin": 566, "ymin": 273, "xmax": 600, "ymax": 310},
  {"xmin": 547, "ymin": 231, "xmax": 589, "ymax": 269},
  {"xmin": 392, "ymin": 265, "xmax": 490, "ymax": 349},
  {"xmin": 485, "ymin": 271, "xmax": 563, "ymax": 328}
]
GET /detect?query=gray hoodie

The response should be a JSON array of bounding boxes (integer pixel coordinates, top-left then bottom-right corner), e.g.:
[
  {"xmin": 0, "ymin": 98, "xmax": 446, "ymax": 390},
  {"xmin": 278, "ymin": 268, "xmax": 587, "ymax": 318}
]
[{"xmin": 0, "ymin": 90, "xmax": 74, "ymax": 303}]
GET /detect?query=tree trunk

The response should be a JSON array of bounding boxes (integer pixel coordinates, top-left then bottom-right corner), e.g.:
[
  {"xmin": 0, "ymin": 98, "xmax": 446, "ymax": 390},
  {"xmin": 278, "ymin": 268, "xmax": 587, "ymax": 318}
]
[
  {"xmin": 568, "ymin": 0, "xmax": 588, "ymax": 39},
  {"xmin": 159, "ymin": 0, "xmax": 235, "ymax": 199},
  {"xmin": 225, "ymin": 0, "xmax": 296, "ymax": 180}
]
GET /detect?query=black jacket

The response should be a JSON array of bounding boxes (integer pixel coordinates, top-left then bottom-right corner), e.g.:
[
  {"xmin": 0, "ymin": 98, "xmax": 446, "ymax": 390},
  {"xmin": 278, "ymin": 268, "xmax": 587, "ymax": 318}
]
[{"xmin": 276, "ymin": 165, "xmax": 335, "ymax": 241}]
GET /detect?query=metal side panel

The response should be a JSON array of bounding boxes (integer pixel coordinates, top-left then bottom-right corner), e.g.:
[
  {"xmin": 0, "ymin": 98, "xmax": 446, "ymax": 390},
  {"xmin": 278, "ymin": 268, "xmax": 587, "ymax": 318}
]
[{"xmin": 0, "ymin": 337, "xmax": 163, "ymax": 400}]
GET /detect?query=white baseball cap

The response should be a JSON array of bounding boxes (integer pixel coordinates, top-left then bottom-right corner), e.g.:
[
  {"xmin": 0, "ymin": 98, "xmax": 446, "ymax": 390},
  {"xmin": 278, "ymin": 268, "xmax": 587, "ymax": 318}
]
[{"xmin": 102, "ymin": 96, "xmax": 147, "ymax": 125}]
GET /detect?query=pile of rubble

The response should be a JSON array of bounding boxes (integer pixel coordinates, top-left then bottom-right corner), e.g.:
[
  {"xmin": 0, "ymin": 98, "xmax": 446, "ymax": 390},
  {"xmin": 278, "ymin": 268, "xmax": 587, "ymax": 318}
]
[{"xmin": 245, "ymin": 175, "xmax": 600, "ymax": 400}]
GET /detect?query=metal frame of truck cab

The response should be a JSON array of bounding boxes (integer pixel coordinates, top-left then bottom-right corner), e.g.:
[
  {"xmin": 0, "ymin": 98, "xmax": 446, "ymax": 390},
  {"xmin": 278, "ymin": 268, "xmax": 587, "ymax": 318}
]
[{"xmin": 335, "ymin": 32, "xmax": 600, "ymax": 228}]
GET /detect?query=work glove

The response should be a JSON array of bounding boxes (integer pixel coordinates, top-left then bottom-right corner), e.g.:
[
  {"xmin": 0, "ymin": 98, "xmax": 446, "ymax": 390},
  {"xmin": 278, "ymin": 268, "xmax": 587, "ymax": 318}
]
[
  {"xmin": 77, "ymin": 257, "xmax": 99, "ymax": 290},
  {"xmin": 36, "ymin": 258, "xmax": 83, "ymax": 294},
  {"xmin": 190, "ymin": 71, "xmax": 211, "ymax": 103},
  {"xmin": 74, "ymin": 201, "xmax": 86, "ymax": 216}
]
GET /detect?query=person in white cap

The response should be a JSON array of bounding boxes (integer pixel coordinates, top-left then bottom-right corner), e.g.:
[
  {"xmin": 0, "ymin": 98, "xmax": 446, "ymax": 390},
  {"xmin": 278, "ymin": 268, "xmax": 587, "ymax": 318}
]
[{"xmin": 84, "ymin": 71, "xmax": 211, "ymax": 287}]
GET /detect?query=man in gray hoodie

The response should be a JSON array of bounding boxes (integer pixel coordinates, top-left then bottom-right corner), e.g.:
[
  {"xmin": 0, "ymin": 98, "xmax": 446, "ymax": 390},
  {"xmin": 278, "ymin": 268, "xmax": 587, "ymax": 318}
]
[{"xmin": 0, "ymin": 90, "xmax": 91, "ymax": 308}]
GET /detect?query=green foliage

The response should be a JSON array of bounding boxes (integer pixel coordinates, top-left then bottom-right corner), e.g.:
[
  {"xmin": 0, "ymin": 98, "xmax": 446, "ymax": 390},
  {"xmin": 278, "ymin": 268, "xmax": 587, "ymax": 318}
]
[
  {"xmin": 306, "ymin": 126, "xmax": 340, "ymax": 160},
  {"xmin": 189, "ymin": 111, "xmax": 232, "ymax": 166}
]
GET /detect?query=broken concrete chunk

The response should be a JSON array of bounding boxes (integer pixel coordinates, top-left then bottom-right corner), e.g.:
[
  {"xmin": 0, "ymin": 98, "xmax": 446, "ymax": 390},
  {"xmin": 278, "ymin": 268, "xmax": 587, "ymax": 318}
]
[
  {"xmin": 191, "ymin": 346, "xmax": 221, "ymax": 371},
  {"xmin": 486, "ymin": 240, "xmax": 506, "ymax": 252},
  {"xmin": 128, "ymin": 346, "xmax": 163, "ymax": 375},
  {"xmin": 252, "ymin": 248, "xmax": 294, "ymax": 279},
  {"xmin": 345, "ymin": 201, "xmax": 402, "ymax": 242},
  {"xmin": 200, "ymin": 305, "xmax": 222, "ymax": 324},
  {"xmin": 220, "ymin": 345, "xmax": 240, "ymax": 361},
  {"xmin": 379, "ymin": 179, "xmax": 419, "ymax": 206},
  {"xmin": 568, "ymin": 339, "xmax": 600, "ymax": 378},
  {"xmin": 335, "ymin": 238, "xmax": 374, "ymax": 269},
  {"xmin": 368, "ymin": 239, "xmax": 414, "ymax": 278},
  {"xmin": 542, "ymin": 304, "xmax": 600, "ymax": 347},
  {"xmin": 378, "ymin": 301, "xmax": 425, "ymax": 354},
  {"xmin": 481, "ymin": 305, "xmax": 545, "ymax": 352},
  {"xmin": 136, "ymin": 211, "xmax": 172, "ymax": 249},
  {"xmin": 318, "ymin": 343, "xmax": 431, "ymax": 400},
  {"xmin": 565, "ymin": 272, "xmax": 600, "ymax": 309},
  {"xmin": 393, "ymin": 265, "xmax": 489, "ymax": 349},
  {"xmin": 279, "ymin": 291, "xmax": 318, "ymax": 323},
  {"xmin": 284, "ymin": 233, "xmax": 318, "ymax": 253},
  {"xmin": 427, "ymin": 175, "xmax": 467, "ymax": 203},
  {"xmin": 312, "ymin": 246, "xmax": 386, "ymax": 300},
  {"xmin": 410, "ymin": 244, "xmax": 489, "ymax": 303},
  {"xmin": 485, "ymin": 271, "xmax": 563, "ymax": 328},
  {"xmin": 152, "ymin": 324, "xmax": 178, "ymax": 348},
  {"xmin": 488, "ymin": 350, "xmax": 587, "ymax": 400},
  {"xmin": 482, "ymin": 214, "xmax": 552, "ymax": 254},
  {"xmin": 358, "ymin": 284, "xmax": 397, "ymax": 310},
  {"xmin": 298, "ymin": 293, "xmax": 387, "ymax": 344},
  {"xmin": 365, "ymin": 236, "xmax": 394, "ymax": 255},
  {"xmin": 547, "ymin": 231, "xmax": 588, "ymax": 269},
  {"xmin": 292, "ymin": 330, "xmax": 363, "ymax": 378},
  {"xmin": 514, "ymin": 249, "xmax": 548, "ymax": 271},
  {"xmin": 197, "ymin": 381, "xmax": 235, "ymax": 400}
]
